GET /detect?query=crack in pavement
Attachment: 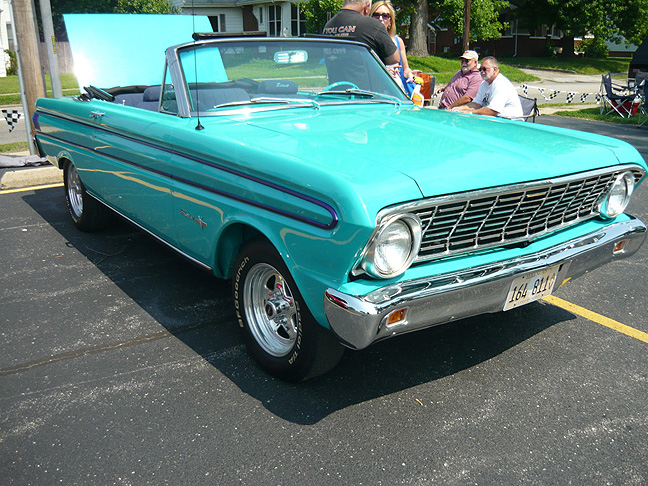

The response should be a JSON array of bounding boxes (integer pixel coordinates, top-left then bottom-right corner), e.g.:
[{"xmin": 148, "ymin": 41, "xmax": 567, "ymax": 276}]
[{"xmin": 0, "ymin": 320, "xmax": 217, "ymax": 376}]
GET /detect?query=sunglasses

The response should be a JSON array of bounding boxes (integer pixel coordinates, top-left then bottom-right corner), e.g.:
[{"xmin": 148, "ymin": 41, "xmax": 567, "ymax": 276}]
[
  {"xmin": 479, "ymin": 66, "xmax": 493, "ymax": 72},
  {"xmin": 372, "ymin": 13, "xmax": 391, "ymax": 20}
]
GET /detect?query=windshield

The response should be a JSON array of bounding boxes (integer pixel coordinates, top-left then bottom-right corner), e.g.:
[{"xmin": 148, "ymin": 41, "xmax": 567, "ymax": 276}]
[{"xmin": 175, "ymin": 39, "xmax": 409, "ymax": 114}]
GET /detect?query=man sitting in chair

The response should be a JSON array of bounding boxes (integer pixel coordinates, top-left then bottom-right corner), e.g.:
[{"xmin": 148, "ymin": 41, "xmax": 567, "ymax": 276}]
[
  {"xmin": 454, "ymin": 56, "xmax": 523, "ymax": 120},
  {"xmin": 436, "ymin": 50, "xmax": 482, "ymax": 109}
]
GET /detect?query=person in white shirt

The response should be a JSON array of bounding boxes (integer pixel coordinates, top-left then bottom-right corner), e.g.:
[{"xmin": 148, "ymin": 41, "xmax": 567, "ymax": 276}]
[{"xmin": 454, "ymin": 56, "xmax": 523, "ymax": 120}]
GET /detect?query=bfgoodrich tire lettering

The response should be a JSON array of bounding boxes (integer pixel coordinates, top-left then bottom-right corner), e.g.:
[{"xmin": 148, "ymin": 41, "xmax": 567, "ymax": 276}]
[{"xmin": 233, "ymin": 239, "xmax": 344, "ymax": 381}]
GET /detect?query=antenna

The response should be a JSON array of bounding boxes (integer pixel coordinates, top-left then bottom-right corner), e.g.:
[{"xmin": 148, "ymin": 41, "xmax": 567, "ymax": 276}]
[{"xmin": 192, "ymin": 0, "xmax": 204, "ymax": 130}]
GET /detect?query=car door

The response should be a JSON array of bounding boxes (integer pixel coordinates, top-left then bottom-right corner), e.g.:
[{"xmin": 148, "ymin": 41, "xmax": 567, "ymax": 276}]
[{"xmin": 81, "ymin": 101, "xmax": 179, "ymax": 245}]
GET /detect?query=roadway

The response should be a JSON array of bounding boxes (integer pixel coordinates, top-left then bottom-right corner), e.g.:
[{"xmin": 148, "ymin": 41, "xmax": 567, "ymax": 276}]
[{"xmin": 1, "ymin": 115, "xmax": 647, "ymax": 485}]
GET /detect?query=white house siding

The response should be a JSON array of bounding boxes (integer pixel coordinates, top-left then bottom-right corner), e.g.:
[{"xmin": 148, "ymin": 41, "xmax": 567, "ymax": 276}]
[
  {"xmin": 171, "ymin": 0, "xmax": 305, "ymax": 37},
  {"xmin": 195, "ymin": 7, "xmax": 244, "ymax": 33},
  {"xmin": 0, "ymin": 0, "xmax": 13, "ymax": 76}
]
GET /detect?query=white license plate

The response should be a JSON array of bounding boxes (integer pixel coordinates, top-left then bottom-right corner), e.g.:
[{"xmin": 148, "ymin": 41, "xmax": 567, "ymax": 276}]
[{"xmin": 503, "ymin": 266, "xmax": 559, "ymax": 311}]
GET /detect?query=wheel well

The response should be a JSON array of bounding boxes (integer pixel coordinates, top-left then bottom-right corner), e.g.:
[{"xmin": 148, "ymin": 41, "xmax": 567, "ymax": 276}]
[{"xmin": 216, "ymin": 223, "xmax": 267, "ymax": 279}]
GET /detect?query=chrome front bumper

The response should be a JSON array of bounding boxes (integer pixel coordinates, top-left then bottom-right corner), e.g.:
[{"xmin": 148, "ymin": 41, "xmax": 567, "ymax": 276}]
[{"xmin": 324, "ymin": 218, "xmax": 646, "ymax": 350}]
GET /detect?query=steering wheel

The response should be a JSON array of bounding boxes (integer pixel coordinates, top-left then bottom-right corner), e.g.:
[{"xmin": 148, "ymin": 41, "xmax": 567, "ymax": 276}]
[{"xmin": 321, "ymin": 81, "xmax": 360, "ymax": 92}]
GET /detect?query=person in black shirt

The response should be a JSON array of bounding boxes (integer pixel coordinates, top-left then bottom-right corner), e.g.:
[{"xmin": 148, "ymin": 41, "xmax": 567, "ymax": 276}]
[{"xmin": 323, "ymin": 0, "xmax": 398, "ymax": 65}]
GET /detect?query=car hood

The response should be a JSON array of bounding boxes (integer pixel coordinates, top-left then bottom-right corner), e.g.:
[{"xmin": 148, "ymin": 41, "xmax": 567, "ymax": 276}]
[
  {"xmin": 241, "ymin": 105, "xmax": 643, "ymax": 198},
  {"xmin": 64, "ymin": 14, "xmax": 211, "ymax": 90}
]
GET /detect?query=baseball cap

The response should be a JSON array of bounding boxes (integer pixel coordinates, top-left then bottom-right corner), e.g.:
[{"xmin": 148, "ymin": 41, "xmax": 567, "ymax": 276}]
[{"xmin": 460, "ymin": 50, "xmax": 479, "ymax": 61}]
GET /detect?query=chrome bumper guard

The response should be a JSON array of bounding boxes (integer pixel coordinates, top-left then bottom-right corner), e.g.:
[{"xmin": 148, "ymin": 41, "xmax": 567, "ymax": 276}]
[{"xmin": 324, "ymin": 218, "xmax": 646, "ymax": 350}]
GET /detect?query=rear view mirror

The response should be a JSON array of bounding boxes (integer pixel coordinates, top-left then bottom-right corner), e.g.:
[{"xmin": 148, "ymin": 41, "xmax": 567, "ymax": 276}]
[{"xmin": 274, "ymin": 50, "xmax": 308, "ymax": 64}]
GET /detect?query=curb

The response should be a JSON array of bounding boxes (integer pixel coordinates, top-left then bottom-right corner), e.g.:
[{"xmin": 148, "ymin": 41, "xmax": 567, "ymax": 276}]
[{"xmin": 0, "ymin": 165, "xmax": 62, "ymax": 190}]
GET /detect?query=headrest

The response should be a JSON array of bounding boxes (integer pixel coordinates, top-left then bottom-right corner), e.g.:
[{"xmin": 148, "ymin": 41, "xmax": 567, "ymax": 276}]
[{"xmin": 143, "ymin": 86, "xmax": 161, "ymax": 102}]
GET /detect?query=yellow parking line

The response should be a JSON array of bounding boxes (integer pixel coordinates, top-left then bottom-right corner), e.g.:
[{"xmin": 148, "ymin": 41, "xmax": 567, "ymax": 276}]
[
  {"xmin": 544, "ymin": 295, "xmax": 648, "ymax": 344},
  {"xmin": 0, "ymin": 183, "xmax": 63, "ymax": 194}
]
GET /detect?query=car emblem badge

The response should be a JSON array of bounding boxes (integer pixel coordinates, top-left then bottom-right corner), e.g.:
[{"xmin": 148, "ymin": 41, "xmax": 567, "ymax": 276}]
[{"xmin": 180, "ymin": 209, "xmax": 208, "ymax": 230}]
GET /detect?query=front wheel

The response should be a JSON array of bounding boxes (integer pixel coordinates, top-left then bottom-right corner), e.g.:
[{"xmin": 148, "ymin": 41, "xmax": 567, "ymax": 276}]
[
  {"xmin": 63, "ymin": 161, "xmax": 110, "ymax": 231},
  {"xmin": 233, "ymin": 239, "xmax": 344, "ymax": 381}
]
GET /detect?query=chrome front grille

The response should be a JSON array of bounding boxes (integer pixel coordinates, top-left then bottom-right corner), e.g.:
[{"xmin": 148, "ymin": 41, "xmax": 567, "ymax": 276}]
[{"xmin": 410, "ymin": 167, "xmax": 645, "ymax": 261}]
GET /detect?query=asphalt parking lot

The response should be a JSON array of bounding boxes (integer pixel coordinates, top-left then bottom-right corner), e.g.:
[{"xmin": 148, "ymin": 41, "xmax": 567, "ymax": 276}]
[{"xmin": 1, "ymin": 116, "xmax": 647, "ymax": 485}]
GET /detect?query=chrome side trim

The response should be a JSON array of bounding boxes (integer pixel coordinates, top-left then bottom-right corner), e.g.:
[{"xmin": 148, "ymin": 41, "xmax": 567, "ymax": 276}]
[
  {"xmin": 87, "ymin": 193, "xmax": 213, "ymax": 272},
  {"xmin": 325, "ymin": 217, "xmax": 646, "ymax": 350},
  {"xmin": 34, "ymin": 116, "xmax": 339, "ymax": 229}
]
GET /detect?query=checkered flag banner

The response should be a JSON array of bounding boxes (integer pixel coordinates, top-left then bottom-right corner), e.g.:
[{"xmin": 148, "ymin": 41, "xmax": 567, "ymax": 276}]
[
  {"xmin": 2, "ymin": 109, "xmax": 22, "ymax": 132},
  {"xmin": 518, "ymin": 85, "xmax": 601, "ymax": 104}
]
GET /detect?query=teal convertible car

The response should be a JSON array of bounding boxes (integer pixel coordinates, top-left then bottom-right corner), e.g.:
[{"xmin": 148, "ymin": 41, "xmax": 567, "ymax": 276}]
[{"xmin": 35, "ymin": 16, "xmax": 646, "ymax": 381}]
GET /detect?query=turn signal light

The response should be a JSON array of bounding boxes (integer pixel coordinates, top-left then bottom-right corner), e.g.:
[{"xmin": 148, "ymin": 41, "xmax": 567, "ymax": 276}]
[
  {"xmin": 613, "ymin": 240, "xmax": 628, "ymax": 254},
  {"xmin": 387, "ymin": 308, "xmax": 408, "ymax": 326}
]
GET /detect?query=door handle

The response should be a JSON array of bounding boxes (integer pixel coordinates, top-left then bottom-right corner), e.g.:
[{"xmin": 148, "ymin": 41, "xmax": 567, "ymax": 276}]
[{"xmin": 90, "ymin": 111, "xmax": 104, "ymax": 119}]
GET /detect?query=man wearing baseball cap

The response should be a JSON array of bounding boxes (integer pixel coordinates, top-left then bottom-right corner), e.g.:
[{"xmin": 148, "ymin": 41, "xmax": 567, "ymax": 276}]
[{"xmin": 435, "ymin": 50, "xmax": 482, "ymax": 109}]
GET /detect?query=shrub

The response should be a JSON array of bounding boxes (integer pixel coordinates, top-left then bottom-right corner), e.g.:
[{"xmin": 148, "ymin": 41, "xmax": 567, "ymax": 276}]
[
  {"xmin": 580, "ymin": 38, "xmax": 608, "ymax": 58},
  {"xmin": 5, "ymin": 49, "xmax": 17, "ymax": 75}
]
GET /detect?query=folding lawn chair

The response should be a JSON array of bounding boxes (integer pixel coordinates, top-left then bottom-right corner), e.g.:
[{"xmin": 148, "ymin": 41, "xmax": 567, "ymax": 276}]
[
  {"xmin": 600, "ymin": 73, "xmax": 637, "ymax": 118},
  {"xmin": 518, "ymin": 95, "xmax": 539, "ymax": 122},
  {"xmin": 637, "ymin": 74, "xmax": 647, "ymax": 128}
]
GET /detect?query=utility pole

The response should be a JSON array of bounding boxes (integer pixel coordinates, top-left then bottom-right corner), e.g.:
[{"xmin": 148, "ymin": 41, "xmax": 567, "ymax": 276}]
[
  {"xmin": 39, "ymin": 0, "xmax": 62, "ymax": 98},
  {"xmin": 11, "ymin": 0, "xmax": 46, "ymax": 154},
  {"xmin": 462, "ymin": 0, "xmax": 471, "ymax": 52}
]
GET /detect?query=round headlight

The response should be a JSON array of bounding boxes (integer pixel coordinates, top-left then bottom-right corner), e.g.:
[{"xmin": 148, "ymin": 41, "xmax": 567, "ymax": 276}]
[
  {"xmin": 362, "ymin": 215, "xmax": 421, "ymax": 279},
  {"xmin": 598, "ymin": 171, "xmax": 635, "ymax": 219}
]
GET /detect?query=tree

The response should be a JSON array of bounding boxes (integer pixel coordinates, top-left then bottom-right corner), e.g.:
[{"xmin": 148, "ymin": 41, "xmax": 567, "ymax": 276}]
[
  {"xmin": 435, "ymin": 0, "xmax": 508, "ymax": 43},
  {"xmin": 408, "ymin": 0, "xmax": 429, "ymax": 56},
  {"xmin": 516, "ymin": 0, "xmax": 648, "ymax": 56},
  {"xmin": 301, "ymin": 0, "xmax": 342, "ymax": 33},
  {"xmin": 398, "ymin": 0, "xmax": 509, "ymax": 56},
  {"xmin": 49, "ymin": 0, "xmax": 177, "ymax": 38}
]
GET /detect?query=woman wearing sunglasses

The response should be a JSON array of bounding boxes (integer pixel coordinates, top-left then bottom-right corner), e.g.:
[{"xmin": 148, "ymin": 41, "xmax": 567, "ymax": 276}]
[{"xmin": 369, "ymin": 1, "xmax": 415, "ymax": 90}]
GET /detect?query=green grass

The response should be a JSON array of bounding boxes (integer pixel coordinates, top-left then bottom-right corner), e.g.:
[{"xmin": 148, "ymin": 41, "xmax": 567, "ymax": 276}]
[
  {"xmin": 409, "ymin": 56, "xmax": 541, "ymax": 84},
  {"xmin": 407, "ymin": 55, "xmax": 632, "ymax": 84},
  {"xmin": 498, "ymin": 56, "xmax": 631, "ymax": 76},
  {"xmin": 551, "ymin": 107, "xmax": 642, "ymax": 125},
  {"xmin": 0, "ymin": 141, "xmax": 29, "ymax": 153},
  {"xmin": 0, "ymin": 73, "xmax": 80, "ymax": 104}
]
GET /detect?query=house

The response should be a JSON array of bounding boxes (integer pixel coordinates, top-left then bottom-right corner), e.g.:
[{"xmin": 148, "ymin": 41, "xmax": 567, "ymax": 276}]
[
  {"xmin": 168, "ymin": 1, "xmax": 565, "ymax": 58},
  {"xmin": 169, "ymin": 0, "xmax": 307, "ymax": 37},
  {"xmin": 430, "ymin": 9, "xmax": 566, "ymax": 58},
  {"xmin": 0, "ymin": 0, "xmax": 14, "ymax": 76}
]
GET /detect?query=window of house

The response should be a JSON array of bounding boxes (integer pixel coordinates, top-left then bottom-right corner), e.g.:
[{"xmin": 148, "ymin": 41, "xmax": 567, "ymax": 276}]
[
  {"xmin": 291, "ymin": 4, "xmax": 306, "ymax": 36},
  {"xmin": 209, "ymin": 14, "xmax": 227, "ymax": 32},
  {"xmin": 268, "ymin": 5, "xmax": 281, "ymax": 36},
  {"xmin": 7, "ymin": 22, "xmax": 14, "ymax": 50},
  {"xmin": 530, "ymin": 25, "xmax": 547, "ymax": 38},
  {"xmin": 548, "ymin": 24, "xmax": 562, "ymax": 39},
  {"xmin": 502, "ymin": 15, "xmax": 514, "ymax": 36}
]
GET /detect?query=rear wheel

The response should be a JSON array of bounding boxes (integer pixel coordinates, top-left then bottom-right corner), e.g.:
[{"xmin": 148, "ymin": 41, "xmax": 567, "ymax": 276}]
[
  {"xmin": 233, "ymin": 239, "xmax": 344, "ymax": 381},
  {"xmin": 64, "ymin": 161, "xmax": 110, "ymax": 231}
]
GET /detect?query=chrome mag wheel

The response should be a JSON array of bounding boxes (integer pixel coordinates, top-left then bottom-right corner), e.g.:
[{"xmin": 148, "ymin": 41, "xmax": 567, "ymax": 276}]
[
  {"xmin": 66, "ymin": 163, "xmax": 84, "ymax": 220},
  {"xmin": 243, "ymin": 263, "xmax": 298, "ymax": 357}
]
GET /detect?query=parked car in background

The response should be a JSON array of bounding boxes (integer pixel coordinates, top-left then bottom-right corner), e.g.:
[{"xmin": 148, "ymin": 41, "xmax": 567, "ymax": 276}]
[{"xmin": 34, "ymin": 16, "xmax": 647, "ymax": 381}]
